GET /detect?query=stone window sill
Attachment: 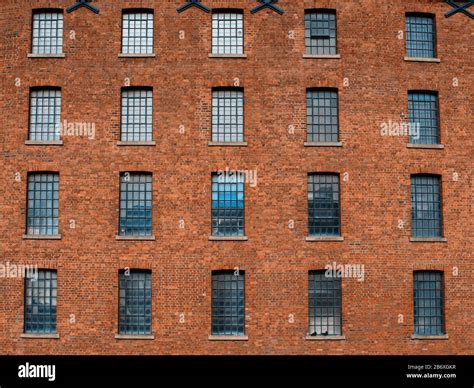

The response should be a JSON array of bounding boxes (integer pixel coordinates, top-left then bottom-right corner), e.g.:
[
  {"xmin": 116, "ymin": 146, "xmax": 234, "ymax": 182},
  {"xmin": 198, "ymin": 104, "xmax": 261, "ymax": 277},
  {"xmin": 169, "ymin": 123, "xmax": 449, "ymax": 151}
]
[
  {"xmin": 411, "ymin": 334, "xmax": 448, "ymax": 340},
  {"xmin": 208, "ymin": 335, "xmax": 248, "ymax": 341},
  {"xmin": 118, "ymin": 53, "xmax": 156, "ymax": 58},
  {"xmin": 115, "ymin": 334, "xmax": 155, "ymax": 340},
  {"xmin": 21, "ymin": 333, "xmax": 59, "ymax": 339},
  {"xmin": 406, "ymin": 144, "xmax": 444, "ymax": 149},
  {"xmin": 23, "ymin": 234, "xmax": 62, "ymax": 240},
  {"xmin": 404, "ymin": 57, "xmax": 440, "ymax": 63},
  {"xmin": 117, "ymin": 141, "xmax": 156, "ymax": 146},
  {"xmin": 25, "ymin": 140, "xmax": 63, "ymax": 146},
  {"xmin": 305, "ymin": 335, "xmax": 346, "ymax": 341},
  {"xmin": 209, "ymin": 236, "xmax": 248, "ymax": 241},
  {"xmin": 208, "ymin": 141, "xmax": 248, "ymax": 147},
  {"xmin": 28, "ymin": 53, "xmax": 65, "ymax": 58},
  {"xmin": 306, "ymin": 236, "xmax": 344, "ymax": 242},
  {"xmin": 303, "ymin": 54, "xmax": 340, "ymax": 59},
  {"xmin": 116, "ymin": 235, "xmax": 156, "ymax": 241},
  {"xmin": 304, "ymin": 142, "xmax": 342, "ymax": 147},
  {"xmin": 208, "ymin": 54, "xmax": 247, "ymax": 59},
  {"xmin": 410, "ymin": 237, "xmax": 447, "ymax": 243}
]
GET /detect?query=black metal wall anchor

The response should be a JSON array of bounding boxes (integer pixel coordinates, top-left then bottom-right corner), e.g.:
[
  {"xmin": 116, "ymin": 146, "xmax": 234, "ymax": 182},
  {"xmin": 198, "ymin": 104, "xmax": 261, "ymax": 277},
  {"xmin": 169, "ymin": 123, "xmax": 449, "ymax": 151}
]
[
  {"xmin": 67, "ymin": 0, "xmax": 99, "ymax": 14},
  {"xmin": 177, "ymin": 0, "xmax": 210, "ymax": 13},
  {"xmin": 445, "ymin": 0, "xmax": 474, "ymax": 18},
  {"xmin": 251, "ymin": 0, "xmax": 284, "ymax": 15}
]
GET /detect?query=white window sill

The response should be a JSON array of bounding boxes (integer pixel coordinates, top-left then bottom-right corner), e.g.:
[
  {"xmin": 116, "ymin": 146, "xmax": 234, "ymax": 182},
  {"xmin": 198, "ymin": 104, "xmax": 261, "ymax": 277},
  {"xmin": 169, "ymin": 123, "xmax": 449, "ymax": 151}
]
[
  {"xmin": 411, "ymin": 334, "xmax": 448, "ymax": 340},
  {"xmin": 208, "ymin": 141, "xmax": 248, "ymax": 147},
  {"xmin": 410, "ymin": 237, "xmax": 447, "ymax": 243},
  {"xmin": 208, "ymin": 335, "xmax": 248, "ymax": 341},
  {"xmin": 404, "ymin": 57, "xmax": 440, "ymax": 63},
  {"xmin": 303, "ymin": 54, "xmax": 340, "ymax": 59},
  {"xmin": 117, "ymin": 141, "xmax": 156, "ymax": 146},
  {"xmin": 306, "ymin": 236, "xmax": 344, "ymax": 242},
  {"xmin": 209, "ymin": 236, "xmax": 248, "ymax": 241},
  {"xmin": 304, "ymin": 142, "xmax": 342, "ymax": 147},
  {"xmin": 115, "ymin": 334, "xmax": 155, "ymax": 340},
  {"xmin": 116, "ymin": 235, "xmax": 156, "ymax": 241},
  {"xmin": 208, "ymin": 54, "xmax": 247, "ymax": 58},
  {"xmin": 118, "ymin": 53, "xmax": 156, "ymax": 58},
  {"xmin": 28, "ymin": 53, "xmax": 65, "ymax": 58},
  {"xmin": 21, "ymin": 333, "xmax": 59, "ymax": 339},
  {"xmin": 23, "ymin": 234, "xmax": 62, "ymax": 240},
  {"xmin": 305, "ymin": 335, "xmax": 346, "ymax": 341},
  {"xmin": 25, "ymin": 140, "xmax": 63, "ymax": 146},
  {"xmin": 406, "ymin": 144, "xmax": 444, "ymax": 149}
]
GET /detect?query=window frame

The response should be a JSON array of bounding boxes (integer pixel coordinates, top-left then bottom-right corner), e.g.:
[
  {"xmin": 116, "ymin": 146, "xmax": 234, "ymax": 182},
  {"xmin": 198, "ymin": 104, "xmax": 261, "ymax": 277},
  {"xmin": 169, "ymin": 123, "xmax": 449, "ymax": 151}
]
[
  {"xmin": 121, "ymin": 9, "xmax": 155, "ymax": 55},
  {"xmin": 408, "ymin": 90, "xmax": 440, "ymax": 145},
  {"xmin": 120, "ymin": 87, "xmax": 154, "ymax": 143},
  {"xmin": 28, "ymin": 86, "xmax": 62, "ymax": 142},
  {"xmin": 211, "ymin": 87, "xmax": 245, "ymax": 143},
  {"xmin": 304, "ymin": 9, "xmax": 338, "ymax": 56},
  {"xmin": 306, "ymin": 88, "xmax": 340, "ymax": 143},
  {"xmin": 405, "ymin": 13, "xmax": 437, "ymax": 59},
  {"xmin": 211, "ymin": 9, "xmax": 245, "ymax": 55},
  {"xmin": 31, "ymin": 9, "xmax": 64, "ymax": 55}
]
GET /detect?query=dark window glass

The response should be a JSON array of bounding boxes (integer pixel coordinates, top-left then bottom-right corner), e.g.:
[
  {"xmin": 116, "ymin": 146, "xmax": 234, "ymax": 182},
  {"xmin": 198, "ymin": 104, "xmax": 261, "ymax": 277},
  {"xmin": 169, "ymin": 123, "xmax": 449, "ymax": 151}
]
[
  {"xmin": 211, "ymin": 173, "xmax": 244, "ymax": 237},
  {"xmin": 121, "ymin": 88, "xmax": 153, "ymax": 142},
  {"xmin": 305, "ymin": 10, "xmax": 337, "ymax": 55},
  {"xmin": 212, "ymin": 89, "xmax": 244, "ymax": 143},
  {"xmin": 411, "ymin": 175, "xmax": 442, "ymax": 238},
  {"xmin": 119, "ymin": 270, "xmax": 152, "ymax": 335},
  {"xmin": 32, "ymin": 11, "xmax": 64, "ymax": 55},
  {"xmin": 307, "ymin": 89, "xmax": 339, "ymax": 143},
  {"xmin": 408, "ymin": 92, "xmax": 439, "ymax": 145},
  {"xmin": 212, "ymin": 271, "xmax": 245, "ymax": 336},
  {"xmin": 309, "ymin": 270, "xmax": 342, "ymax": 336},
  {"xmin": 119, "ymin": 173, "xmax": 152, "ymax": 237},
  {"xmin": 122, "ymin": 11, "xmax": 154, "ymax": 54},
  {"xmin": 24, "ymin": 270, "xmax": 57, "ymax": 334},
  {"xmin": 414, "ymin": 271, "xmax": 444, "ymax": 336},
  {"xmin": 26, "ymin": 173, "xmax": 59, "ymax": 236},
  {"xmin": 406, "ymin": 14, "xmax": 436, "ymax": 58},
  {"xmin": 212, "ymin": 11, "xmax": 244, "ymax": 55},
  {"xmin": 29, "ymin": 88, "xmax": 61, "ymax": 141},
  {"xmin": 308, "ymin": 174, "xmax": 340, "ymax": 236}
]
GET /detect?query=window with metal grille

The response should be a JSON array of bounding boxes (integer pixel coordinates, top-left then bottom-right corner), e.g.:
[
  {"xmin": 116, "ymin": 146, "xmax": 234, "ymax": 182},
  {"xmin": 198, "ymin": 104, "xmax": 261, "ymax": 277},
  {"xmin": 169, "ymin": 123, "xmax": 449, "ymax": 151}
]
[
  {"xmin": 32, "ymin": 10, "xmax": 64, "ymax": 55},
  {"xmin": 308, "ymin": 174, "xmax": 340, "ymax": 236},
  {"xmin": 411, "ymin": 175, "xmax": 442, "ymax": 238},
  {"xmin": 122, "ymin": 10, "xmax": 154, "ymax": 54},
  {"xmin": 119, "ymin": 270, "xmax": 152, "ymax": 335},
  {"xmin": 408, "ymin": 92, "xmax": 440, "ymax": 145},
  {"xmin": 305, "ymin": 10, "xmax": 337, "ymax": 55},
  {"xmin": 406, "ymin": 14, "xmax": 436, "ymax": 58},
  {"xmin": 212, "ymin": 270, "xmax": 245, "ymax": 336},
  {"xmin": 211, "ymin": 172, "xmax": 244, "ymax": 237},
  {"xmin": 119, "ymin": 173, "xmax": 152, "ymax": 237},
  {"xmin": 211, "ymin": 11, "xmax": 244, "ymax": 55},
  {"xmin": 26, "ymin": 173, "xmax": 59, "ymax": 236},
  {"xmin": 24, "ymin": 269, "xmax": 57, "ymax": 334},
  {"xmin": 414, "ymin": 271, "xmax": 444, "ymax": 336},
  {"xmin": 212, "ymin": 88, "xmax": 244, "ymax": 143},
  {"xmin": 308, "ymin": 270, "xmax": 342, "ymax": 336},
  {"xmin": 307, "ymin": 89, "xmax": 339, "ymax": 143},
  {"xmin": 121, "ymin": 88, "xmax": 153, "ymax": 142},
  {"xmin": 29, "ymin": 88, "xmax": 61, "ymax": 141}
]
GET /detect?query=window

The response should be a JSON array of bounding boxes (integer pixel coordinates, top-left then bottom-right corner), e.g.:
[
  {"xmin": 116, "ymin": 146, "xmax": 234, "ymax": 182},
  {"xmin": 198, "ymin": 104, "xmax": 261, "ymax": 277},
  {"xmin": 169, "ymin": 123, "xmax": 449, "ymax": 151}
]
[
  {"xmin": 406, "ymin": 14, "xmax": 436, "ymax": 58},
  {"xmin": 212, "ymin": 88, "xmax": 244, "ymax": 143},
  {"xmin": 211, "ymin": 172, "xmax": 244, "ymax": 237},
  {"xmin": 121, "ymin": 88, "xmax": 153, "ymax": 142},
  {"xmin": 305, "ymin": 10, "xmax": 337, "ymax": 55},
  {"xmin": 411, "ymin": 175, "xmax": 442, "ymax": 238},
  {"xmin": 308, "ymin": 174, "xmax": 341, "ymax": 236},
  {"xmin": 308, "ymin": 271, "xmax": 342, "ymax": 336},
  {"xmin": 32, "ymin": 10, "xmax": 64, "ymax": 55},
  {"xmin": 414, "ymin": 271, "xmax": 444, "ymax": 336},
  {"xmin": 118, "ymin": 270, "xmax": 152, "ymax": 335},
  {"xmin": 24, "ymin": 269, "xmax": 57, "ymax": 334},
  {"xmin": 26, "ymin": 173, "xmax": 59, "ymax": 236},
  {"xmin": 408, "ymin": 92, "xmax": 440, "ymax": 145},
  {"xmin": 121, "ymin": 10, "xmax": 154, "ymax": 54},
  {"xmin": 307, "ymin": 89, "xmax": 339, "ymax": 143},
  {"xmin": 211, "ymin": 11, "xmax": 244, "ymax": 55},
  {"xmin": 119, "ymin": 173, "xmax": 152, "ymax": 237},
  {"xmin": 29, "ymin": 88, "xmax": 61, "ymax": 142},
  {"xmin": 211, "ymin": 271, "xmax": 245, "ymax": 336}
]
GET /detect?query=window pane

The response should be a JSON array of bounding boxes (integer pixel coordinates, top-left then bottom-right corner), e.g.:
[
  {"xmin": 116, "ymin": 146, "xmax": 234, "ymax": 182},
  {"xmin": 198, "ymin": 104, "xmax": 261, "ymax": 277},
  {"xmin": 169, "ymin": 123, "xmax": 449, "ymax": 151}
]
[
  {"xmin": 32, "ymin": 11, "xmax": 63, "ymax": 55},
  {"xmin": 305, "ymin": 10, "xmax": 337, "ymax": 55},
  {"xmin": 408, "ymin": 92, "xmax": 439, "ymax": 145},
  {"xmin": 121, "ymin": 89, "xmax": 153, "ymax": 142},
  {"xmin": 212, "ymin": 89, "xmax": 244, "ymax": 142},
  {"xmin": 29, "ymin": 89, "xmax": 61, "ymax": 141},
  {"xmin": 307, "ymin": 90, "xmax": 339, "ymax": 142},
  {"xmin": 211, "ymin": 12, "xmax": 244, "ymax": 55},
  {"xmin": 414, "ymin": 271, "xmax": 444, "ymax": 336},
  {"xmin": 406, "ymin": 15, "xmax": 436, "ymax": 58},
  {"xmin": 411, "ymin": 175, "xmax": 442, "ymax": 238},
  {"xmin": 122, "ymin": 11, "xmax": 154, "ymax": 54},
  {"xmin": 308, "ymin": 174, "xmax": 340, "ymax": 236}
]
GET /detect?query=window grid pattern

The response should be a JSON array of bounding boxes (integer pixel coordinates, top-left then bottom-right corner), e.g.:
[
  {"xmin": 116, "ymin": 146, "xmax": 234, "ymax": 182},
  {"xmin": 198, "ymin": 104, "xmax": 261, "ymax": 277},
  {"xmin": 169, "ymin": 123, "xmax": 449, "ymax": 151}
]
[
  {"xmin": 122, "ymin": 12, "xmax": 154, "ymax": 54},
  {"xmin": 211, "ymin": 173, "xmax": 244, "ymax": 237},
  {"xmin": 29, "ymin": 89, "xmax": 61, "ymax": 141},
  {"xmin": 411, "ymin": 175, "xmax": 442, "ymax": 238},
  {"xmin": 212, "ymin": 89, "xmax": 244, "ymax": 143},
  {"xmin": 307, "ymin": 89, "xmax": 339, "ymax": 143},
  {"xmin": 121, "ymin": 89, "xmax": 153, "ymax": 142},
  {"xmin": 32, "ymin": 11, "xmax": 63, "ymax": 55},
  {"xmin": 119, "ymin": 173, "xmax": 152, "ymax": 237},
  {"xmin": 212, "ymin": 271, "xmax": 245, "ymax": 336},
  {"xmin": 308, "ymin": 174, "xmax": 340, "ymax": 236},
  {"xmin": 24, "ymin": 270, "xmax": 57, "ymax": 334},
  {"xmin": 26, "ymin": 173, "xmax": 59, "ymax": 236},
  {"xmin": 414, "ymin": 271, "xmax": 444, "ymax": 336},
  {"xmin": 212, "ymin": 12, "xmax": 244, "ymax": 55},
  {"xmin": 406, "ymin": 15, "xmax": 436, "ymax": 58},
  {"xmin": 305, "ymin": 11, "xmax": 337, "ymax": 55},
  {"xmin": 119, "ymin": 271, "xmax": 152, "ymax": 335},
  {"xmin": 408, "ymin": 92, "xmax": 439, "ymax": 145},
  {"xmin": 309, "ymin": 271, "xmax": 342, "ymax": 336}
]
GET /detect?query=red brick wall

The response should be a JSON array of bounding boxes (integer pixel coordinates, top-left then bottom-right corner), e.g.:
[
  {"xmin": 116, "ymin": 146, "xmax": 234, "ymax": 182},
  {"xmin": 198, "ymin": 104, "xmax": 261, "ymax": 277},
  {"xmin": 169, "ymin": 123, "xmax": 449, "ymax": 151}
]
[{"xmin": 0, "ymin": 0, "xmax": 472, "ymax": 355}]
